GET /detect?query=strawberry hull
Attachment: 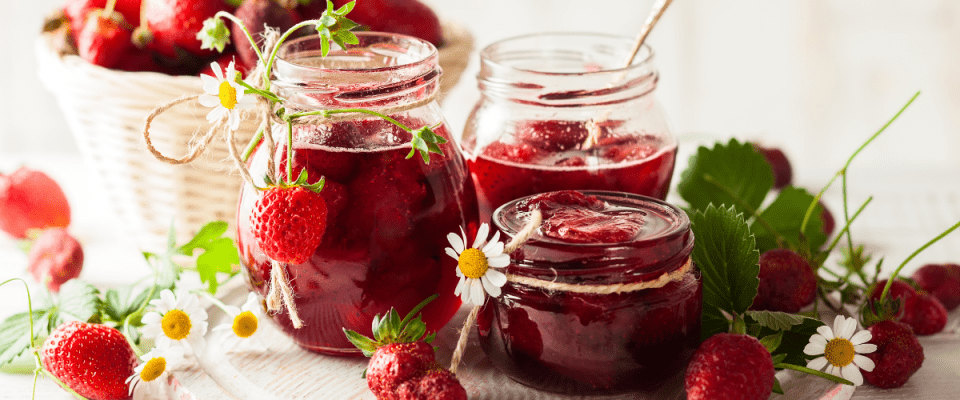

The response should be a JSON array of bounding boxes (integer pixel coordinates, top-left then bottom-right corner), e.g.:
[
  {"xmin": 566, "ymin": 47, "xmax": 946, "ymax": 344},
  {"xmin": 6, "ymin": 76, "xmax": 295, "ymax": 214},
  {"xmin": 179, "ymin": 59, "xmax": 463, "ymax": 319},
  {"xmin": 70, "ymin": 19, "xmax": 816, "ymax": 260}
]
[{"xmin": 237, "ymin": 123, "xmax": 478, "ymax": 355}]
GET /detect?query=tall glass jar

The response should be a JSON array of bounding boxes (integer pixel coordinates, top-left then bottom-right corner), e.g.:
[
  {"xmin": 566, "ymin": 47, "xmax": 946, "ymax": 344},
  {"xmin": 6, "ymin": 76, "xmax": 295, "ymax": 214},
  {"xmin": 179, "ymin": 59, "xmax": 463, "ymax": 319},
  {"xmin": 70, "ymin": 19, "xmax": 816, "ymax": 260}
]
[
  {"xmin": 236, "ymin": 33, "xmax": 479, "ymax": 355},
  {"xmin": 462, "ymin": 32, "xmax": 677, "ymax": 220}
]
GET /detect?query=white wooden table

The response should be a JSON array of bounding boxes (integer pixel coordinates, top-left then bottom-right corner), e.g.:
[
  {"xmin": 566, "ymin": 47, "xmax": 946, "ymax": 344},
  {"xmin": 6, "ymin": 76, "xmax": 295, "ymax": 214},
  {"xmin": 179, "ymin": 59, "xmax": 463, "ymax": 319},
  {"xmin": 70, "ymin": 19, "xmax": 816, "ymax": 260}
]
[{"xmin": 2, "ymin": 152, "xmax": 959, "ymax": 400}]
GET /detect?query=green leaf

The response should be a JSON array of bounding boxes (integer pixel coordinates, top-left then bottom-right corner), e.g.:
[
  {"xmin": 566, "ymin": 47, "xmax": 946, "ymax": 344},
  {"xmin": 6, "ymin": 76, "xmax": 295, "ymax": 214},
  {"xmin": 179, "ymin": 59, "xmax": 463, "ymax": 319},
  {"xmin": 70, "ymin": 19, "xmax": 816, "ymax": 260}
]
[
  {"xmin": 678, "ymin": 139, "xmax": 774, "ymax": 216},
  {"xmin": 196, "ymin": 238, "xmax": 240, "ymax": 293},
  {"xmin": 772, "ymin": 353, "xmax": 788, "ymax": 365},
  {"xmin": 177, "ymin": 221, "xmax": 229, "ymax": 256},
  {"xmin": 772, "ymin": 377, "xmax": 784, "ymax": 395},
  {"xmin": 691, "ymin": 205, "xmax": 760, "ymax": 334},
  {"xmin": 0, "ymin": 312, "xmax": 50, "ymax": 367},
  {"xmin": 343, "ymin": 329, "xmax": 377, "ymax": 357},
  {"xmin": 759, "ymin": 331, "xmax": 784, "ymax": 353},
  {"xmin": 57, "ymin": 280, "xmax": 102, "ymax": 322},
  {"xmin": 196, "ymin": 17, "xmax": 231, "ymax": 53},
  {"xmin": 745, "ymin": 310, "xmax": 806, "ymax": 332},
  {"xmin": 701, "ymin": 306, "xmax": 730, "ymax": 341},
  {"xmin": 336, "ymin": 0, "xmax": 356, "ymax": 14},
  {"xmin": 753, "ymin": 187, "xmax": 826, "ymax": 253}
]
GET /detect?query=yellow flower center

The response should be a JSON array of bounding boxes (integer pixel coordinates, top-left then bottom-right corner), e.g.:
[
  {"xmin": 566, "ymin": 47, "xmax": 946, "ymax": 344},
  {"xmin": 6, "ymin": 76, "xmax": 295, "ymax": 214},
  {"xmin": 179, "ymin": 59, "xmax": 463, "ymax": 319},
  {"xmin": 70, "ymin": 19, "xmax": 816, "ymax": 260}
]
[
  {"xmin": 232, "ymin": 311, "xmax": 259, "ymax": 338},
  {"xmin": 218, "ymin": 81, "xmax": 237, "ymax": 109},
  {"xmin": 458, "ymin": 248, "xmax": 489, "ymax": 279},
  {"xmin": 140, "ymin": 357, "xmax": 166, "ymax": 382},
  {"xmin": 161, "ymin": 310, "xmax": 192, "ymax": 341},
  {"xmin": 824, "ymin": 338, "xmax": 856, "ymax": 367}
]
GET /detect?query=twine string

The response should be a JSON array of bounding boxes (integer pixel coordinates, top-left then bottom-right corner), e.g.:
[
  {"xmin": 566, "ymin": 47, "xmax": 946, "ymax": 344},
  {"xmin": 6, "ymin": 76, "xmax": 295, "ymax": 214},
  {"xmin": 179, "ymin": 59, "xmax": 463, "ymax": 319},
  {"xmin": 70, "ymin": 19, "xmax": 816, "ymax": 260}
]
[
  {"xmin": 266, "ymin": 260, "xmax": 304, "ymax": 329},
  {"xmin": 449, "ymin": 306, "xmax": 479, "ymax": 376}
]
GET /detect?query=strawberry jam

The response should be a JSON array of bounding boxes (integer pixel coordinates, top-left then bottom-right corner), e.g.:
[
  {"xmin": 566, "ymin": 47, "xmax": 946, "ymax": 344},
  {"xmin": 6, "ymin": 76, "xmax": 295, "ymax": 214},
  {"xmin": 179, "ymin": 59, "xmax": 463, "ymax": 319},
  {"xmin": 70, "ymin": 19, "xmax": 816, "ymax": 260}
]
[
  {"xmin": 462, "ymin": 33, "xmax": 677, "ymax": 220},
  {"xmin": 480, "ymin": 190, "xmax": 700, "ymax": 394},
  {"xmin": 236, "ymin": 33, "xmax": 478, "ymax": 355}
]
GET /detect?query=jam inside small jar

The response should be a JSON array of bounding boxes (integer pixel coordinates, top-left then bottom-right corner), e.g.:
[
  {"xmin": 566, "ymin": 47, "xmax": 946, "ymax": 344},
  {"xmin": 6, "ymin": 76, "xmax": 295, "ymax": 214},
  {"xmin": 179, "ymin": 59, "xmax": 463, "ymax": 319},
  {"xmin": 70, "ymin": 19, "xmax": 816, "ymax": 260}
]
[
  {"xmin": 462, "ymin": 33, "xmax": 678, "ymax": 221},
  {"xmin": 479, "ymin": 190, "xmax": 701, "ymax": 395}
]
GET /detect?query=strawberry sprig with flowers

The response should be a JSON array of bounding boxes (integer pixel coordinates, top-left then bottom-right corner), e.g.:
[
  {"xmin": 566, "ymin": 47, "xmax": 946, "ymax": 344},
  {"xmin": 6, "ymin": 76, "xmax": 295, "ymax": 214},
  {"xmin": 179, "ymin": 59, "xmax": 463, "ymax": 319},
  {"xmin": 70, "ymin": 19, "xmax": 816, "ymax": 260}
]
[
  {"xmin": 678, "ymin": 92, "xmax": 960, "ymax": 397},
  {"xmin": 0, "ymin": 220, "xmax": 281, "ymax": 400}
]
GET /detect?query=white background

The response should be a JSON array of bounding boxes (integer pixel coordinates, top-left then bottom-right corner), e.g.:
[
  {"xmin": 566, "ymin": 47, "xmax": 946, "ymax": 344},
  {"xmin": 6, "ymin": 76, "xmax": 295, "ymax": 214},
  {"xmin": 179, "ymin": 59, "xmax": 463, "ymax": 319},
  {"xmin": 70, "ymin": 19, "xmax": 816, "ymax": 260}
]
[{"xmin": 2, "ymin": 0, "xmax": 960, "ymax": 181}]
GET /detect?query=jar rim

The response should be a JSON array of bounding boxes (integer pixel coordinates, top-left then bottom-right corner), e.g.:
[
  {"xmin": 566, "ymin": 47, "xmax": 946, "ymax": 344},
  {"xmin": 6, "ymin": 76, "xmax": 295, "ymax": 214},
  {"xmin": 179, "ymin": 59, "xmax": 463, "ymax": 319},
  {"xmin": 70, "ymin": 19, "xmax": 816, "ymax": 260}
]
[
  {"xmin": 276, "ymin": 32, "xmax": 439, "ymax": 74},
  {"xmin": 493, "ymin": 190, "xmax": 693, "ymax": 281},
  {"xmin": 480, "ymin": 32, "xmax": 655, "ymax": 76}
]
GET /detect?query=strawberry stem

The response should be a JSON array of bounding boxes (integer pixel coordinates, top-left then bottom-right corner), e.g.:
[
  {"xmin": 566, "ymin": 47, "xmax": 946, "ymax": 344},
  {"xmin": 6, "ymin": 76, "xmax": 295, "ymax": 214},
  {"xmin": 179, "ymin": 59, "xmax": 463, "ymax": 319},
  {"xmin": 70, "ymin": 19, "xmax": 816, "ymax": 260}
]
[
  {"xmin": 214, "ymin": 11, "xmax": 267, "ymax": 79},
  {"xmin": 800, "ymin": 91, "xmax": 920, "ymax": 234},
  {"xmin": 881, "ymin": 218, "xmax": 960, "ymax": 302},
  {"xmin": 39, "ymin": 369, "xmax": 86, "ymax": 399},
  {"xmin": 286, "ymin": 121, "xmax": 294, "ymax": 183},
  {"xmin": 0, "ymin": 279, "xmax": 36, "ymax": 348},
  {"xmin": 399, "ymin": 294, "xmax": 438, "ymax": 328},
  {"xmin": 820, "ymin": 197, "xmax": 872, "ymax": 257}
]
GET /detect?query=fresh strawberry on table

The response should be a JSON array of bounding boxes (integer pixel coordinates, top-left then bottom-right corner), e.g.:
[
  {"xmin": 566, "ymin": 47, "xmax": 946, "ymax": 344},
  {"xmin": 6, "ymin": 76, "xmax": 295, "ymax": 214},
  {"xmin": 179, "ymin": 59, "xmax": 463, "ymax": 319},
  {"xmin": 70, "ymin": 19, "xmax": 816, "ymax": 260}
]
[
  {"xmin": 750, "ymin": 248, "xmax": 817, "ymax": 313},
  {"xmin": 0, "ymin": 167, "xmax": 71, "ymax": 239},
  {"xmin": 28, "ymin": 228, "xmax": 84, "ymax": 293},
  {"xmin": 685, "ymin": 333, "xmax": 775, "ymax": 400},
  {"xmin": 344, "ymin": 295, "xmax": 467, "ymax": 400},
  {"xmin": 41, "ymin": 321, "xmax": 139, "ymax": 400},
  {"xmin": 912, "ymin": 263, "xmax": 960, "ymax": 310},
  {"xmin": 860, "ymin": 320, "xmax": 924, "ymax": 389}
]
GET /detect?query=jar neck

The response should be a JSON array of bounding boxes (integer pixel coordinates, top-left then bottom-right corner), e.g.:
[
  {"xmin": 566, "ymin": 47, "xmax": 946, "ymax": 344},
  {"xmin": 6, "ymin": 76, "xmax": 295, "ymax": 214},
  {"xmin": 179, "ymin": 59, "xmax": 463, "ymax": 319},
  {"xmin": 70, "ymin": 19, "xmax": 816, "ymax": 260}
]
[
  {"xmin": 477, "ymin": 32, "xmax": 659, "ymax": 107},
  {"xmin": 272, "ymin": 33, "xmax": 441, "ymax": 111}
]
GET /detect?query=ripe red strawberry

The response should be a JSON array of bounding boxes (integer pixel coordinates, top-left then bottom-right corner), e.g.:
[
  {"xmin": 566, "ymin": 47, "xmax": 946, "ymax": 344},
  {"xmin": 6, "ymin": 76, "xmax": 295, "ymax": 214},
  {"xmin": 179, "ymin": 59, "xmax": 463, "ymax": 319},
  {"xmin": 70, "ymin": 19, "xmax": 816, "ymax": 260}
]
[
  {"xmin": 820, "ymin": 201, "xmax": 836, "ymax": 236},
  {"xmin": 344, "ymin": 295, "xmax": 442, "ymax": 400},
  {"xmin": 77, "ymin": 11, "xmax": 134, "ymax": 69},
  {"xmin": 0, "ymin": 167, "xmax": 71, "ymax": 239},
  {"xmin": 332, "ymin": 0, "xmax": 442, "ymax": 46},
  {"xmin": 861, "ymin": 320, "xmax": 924, "ymax": 389},
  {"xmin": 28, "ymin": 228, "xmax": 84, "ymax": 293},
  {"xmin": 64, "ymin": 0, "xmax": 141, "ymax": 41},
  {"xmin": 396, "ymin": 368, "xmax": 467, "ymax": 400},
  {"xmin": 233, "ymin": 0, "xmax": 297, "ymax": 70},
  {"xmin": 142, "ymin": 0, "xmax": 232, "ymax": 58},
  {"xmin": 750, "ymin": 248, "xmax": 817, "ymax": 313},
  {"xmin": 41, "ymin": 321, "xmax": 139, "ymax": 400},
  {"xmin": 685, "ymin": 333, "xmax": 775, "ymax": 400},
  {"xmin": 912, "ymin": 263, "xmax": 960, "ymax": 310},
  {"xmin": 251, "ymin": 184, "xmax": 328, "ymax": 264},
  {"xmin": 900, "ymin": 292, "xmax": 947, "ymax": 336},
  {"xmin": 752, "ymin": 143, "xmax": 792, "ymax": 189}
]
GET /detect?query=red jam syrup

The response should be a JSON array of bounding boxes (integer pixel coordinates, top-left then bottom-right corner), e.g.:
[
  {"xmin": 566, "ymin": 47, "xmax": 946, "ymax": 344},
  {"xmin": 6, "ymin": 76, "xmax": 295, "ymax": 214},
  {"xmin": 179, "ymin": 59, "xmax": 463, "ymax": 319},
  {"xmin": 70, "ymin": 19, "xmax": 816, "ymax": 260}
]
[
  {"xmin": 480, "ymin": 190, "xmax": 700, "ymax": 394},
  {"xmin": 237, "ymin": 120, "xmax": 479, "ymax": 355},
  {"xmin": 463, "ymin": 123, "xmax": 677, "ymax": 220}
]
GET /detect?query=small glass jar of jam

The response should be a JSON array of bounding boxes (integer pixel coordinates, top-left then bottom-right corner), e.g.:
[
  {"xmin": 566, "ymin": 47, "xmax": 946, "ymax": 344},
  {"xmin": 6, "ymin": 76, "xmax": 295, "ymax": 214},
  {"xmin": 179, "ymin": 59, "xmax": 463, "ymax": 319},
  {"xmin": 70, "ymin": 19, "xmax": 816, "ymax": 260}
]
[
  {"xmin": 462, "ymin": 32, "xmax": 677, "ymax": 221},
  {"xmin": 479, "ymin": 190, "xmax": 700, "ymax": 395}
]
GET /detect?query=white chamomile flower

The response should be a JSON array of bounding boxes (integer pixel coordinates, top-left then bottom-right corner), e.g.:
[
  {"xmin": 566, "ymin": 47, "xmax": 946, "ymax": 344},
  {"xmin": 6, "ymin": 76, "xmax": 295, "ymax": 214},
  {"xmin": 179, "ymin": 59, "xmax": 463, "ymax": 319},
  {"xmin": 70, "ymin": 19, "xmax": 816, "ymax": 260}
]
[
  {"xmin": 141, "ymin": 289, "xmax": 209, "ymax": 355},
  {"xmin": 213, "ymin": 292, "xmax": 268, "ymax": 352},
  {"xmin": 198, "ymin": 61, "xmax": 256, "ymax": 131},
  {"xmin": 446, "ymin": 223, "xmax": 510, "ymax": 306},
  {"xmin": 126, "ymin": 340, "xmax": 185, "ymax": 398},
  {"xmin": 804, "ymin": 315, "xmax": 877, "ymax": 386}
]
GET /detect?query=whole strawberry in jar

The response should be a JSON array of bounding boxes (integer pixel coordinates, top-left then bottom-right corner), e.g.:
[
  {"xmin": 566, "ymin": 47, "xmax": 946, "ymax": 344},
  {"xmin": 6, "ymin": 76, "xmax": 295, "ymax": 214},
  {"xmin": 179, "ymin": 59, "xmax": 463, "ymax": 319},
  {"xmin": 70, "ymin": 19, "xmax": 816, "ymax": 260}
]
[
  {"xmin": 236, "ymin": 33, "xmax": 479, "ymax": 355},
  {"xmin": 462, "ymin": 33, "xmax": 677, "ymax": 220}
]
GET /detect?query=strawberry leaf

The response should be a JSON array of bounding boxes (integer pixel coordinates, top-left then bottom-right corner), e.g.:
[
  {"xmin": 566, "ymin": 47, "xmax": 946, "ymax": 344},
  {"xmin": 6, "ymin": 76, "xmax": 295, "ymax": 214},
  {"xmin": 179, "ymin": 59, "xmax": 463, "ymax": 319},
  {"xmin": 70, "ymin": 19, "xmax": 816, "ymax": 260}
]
[
  {"xmin": 176, "ymin": 221, "xmax": 239, "ymax": 294},
  {"xmin": 690, "ymin": 204, "xmax": 760, "ymax": 340},
  {"xmin": 316, "ymin": 0, "xmax": 360, "ymax": 57},
  {"xmin": 749, "ymin": 313, "xmax": 825, "ymax": 367},
  {"xmin": 57, "ymin": 280, "xmax": 102, "ymax": 323},
  {"xmin": 759, "ymin": 331, "xmax": 783, "ymax": 353},
  {"xmin": 752, "ymin": 187, "xmax": 826, "ymax": 254},
  {"xmin": 678, "ymin": 139, "xmax": 773, "ymax": 216},
  {"xmin": 745, "ymin": 310, "xmax": 806, "ymax": 332},
  {"xmin": 0, "ymin": 311, "xmax": 51, "ymax": 367}
]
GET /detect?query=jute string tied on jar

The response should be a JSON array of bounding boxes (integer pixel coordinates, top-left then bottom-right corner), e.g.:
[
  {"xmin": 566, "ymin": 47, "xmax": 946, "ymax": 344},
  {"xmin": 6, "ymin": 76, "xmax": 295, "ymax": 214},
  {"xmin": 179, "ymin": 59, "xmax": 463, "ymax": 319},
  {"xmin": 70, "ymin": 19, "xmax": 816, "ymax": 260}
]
[
  {"xmin": 140, "ymin": 29, "xmax": 437, "ymax": 330},
  {"xmin": 449, "ymin": 210, "xmax": 692, "ymax": 375}
]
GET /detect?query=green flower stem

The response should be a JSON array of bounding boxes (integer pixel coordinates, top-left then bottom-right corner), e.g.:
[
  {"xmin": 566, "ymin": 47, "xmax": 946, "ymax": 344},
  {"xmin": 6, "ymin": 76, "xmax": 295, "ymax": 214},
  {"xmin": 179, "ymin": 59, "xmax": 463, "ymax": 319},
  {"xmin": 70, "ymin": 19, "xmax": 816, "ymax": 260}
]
[
  {"xmin": 39, "ymin": 368, "xmax": 86, "ymax": 400},
  {"xmin": 214, "ymin": 12, "xmax": 265, "ymax": 74},
  {"xmin": 881, "ymin": 218, "xmax": 960, "ymax": 302},
  {"xmin": 242, "ymin": 129, "xmax": 265, "ymax": 162},
  {"xmin": 0, "ymin": 279, "xmax": 35, "ymax": 348},
  {"xmin": 236, "ymin": 80, "xmax": 283, "ymax": 103},
  {"xmin": 399, "ymin": 294, "xmax": 438, "ymax": 328},
  {"xmin": 121, "ymin": 282, "xmax": 158, "ymax": 358},
  {"xmin": 264, "ymin": 19, "xmax": 325, "ymax": 89},
  {"xmin": 822, "ymin": 197, "xmax": 872, "ymax": 256},
  {"xmin": 286, "ymin": 121, "xmax": 294, "ymax": 183},
  {"xmin": 288, "ymin": 108, "xmax": 413, "ymax": 132},
  {"xmin": 774, "ymin": 363, "xmax": 855, "ymax": 386},
  {"xmin": 702, "ymin": 174, "xmax": 786, "ymax": 248},
  {"xmin": 801, "ymin": 91, "xmax": 921, "ymax": 233}
]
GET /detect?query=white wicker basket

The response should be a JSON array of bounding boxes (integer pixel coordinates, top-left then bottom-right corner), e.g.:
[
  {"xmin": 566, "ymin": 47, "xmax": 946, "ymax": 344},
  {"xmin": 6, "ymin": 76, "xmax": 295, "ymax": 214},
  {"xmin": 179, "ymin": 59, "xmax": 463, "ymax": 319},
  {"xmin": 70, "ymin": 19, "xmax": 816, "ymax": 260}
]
[{"xmin": 35, "ymin": 23, "xmax": 473, "ymax": 252}]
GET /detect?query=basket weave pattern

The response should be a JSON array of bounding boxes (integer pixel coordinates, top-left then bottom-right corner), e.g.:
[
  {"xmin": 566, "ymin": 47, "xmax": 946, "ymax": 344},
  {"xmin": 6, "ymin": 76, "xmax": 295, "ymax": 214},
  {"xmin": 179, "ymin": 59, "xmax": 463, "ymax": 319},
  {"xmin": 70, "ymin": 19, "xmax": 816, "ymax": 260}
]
[{"xmin": 36, "ymin": 24, "xmax": 473, "ymax": 252}]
